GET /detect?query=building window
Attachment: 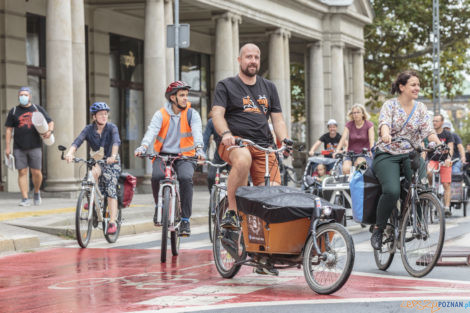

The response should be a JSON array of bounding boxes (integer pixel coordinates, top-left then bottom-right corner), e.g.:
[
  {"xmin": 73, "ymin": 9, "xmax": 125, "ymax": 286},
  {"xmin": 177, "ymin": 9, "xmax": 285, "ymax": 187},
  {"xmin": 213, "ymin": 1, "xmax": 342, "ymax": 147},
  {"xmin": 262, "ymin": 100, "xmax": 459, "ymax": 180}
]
[
  {"xmin": 109, "ymin": 34, "xmax": 144, "ymax": 172},
  {"xmin": 180, "ymin": 49, "xmax": 210, "ymax": 124}
]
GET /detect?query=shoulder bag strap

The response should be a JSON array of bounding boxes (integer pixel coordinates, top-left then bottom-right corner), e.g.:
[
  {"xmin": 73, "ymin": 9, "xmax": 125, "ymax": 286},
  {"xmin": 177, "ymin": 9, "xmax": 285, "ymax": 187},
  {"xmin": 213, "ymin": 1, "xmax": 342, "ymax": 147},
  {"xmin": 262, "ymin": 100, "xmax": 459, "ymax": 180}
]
[{"xmin": 391, "ymin": 101, "xmax": 417, "ymax": 136}]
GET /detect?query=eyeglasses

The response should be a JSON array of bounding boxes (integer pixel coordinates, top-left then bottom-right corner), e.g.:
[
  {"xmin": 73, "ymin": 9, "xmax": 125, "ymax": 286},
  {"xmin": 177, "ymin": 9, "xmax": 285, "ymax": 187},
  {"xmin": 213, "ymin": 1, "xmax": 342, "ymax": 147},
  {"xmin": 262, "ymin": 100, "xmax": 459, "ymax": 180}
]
[{"xmin": 351, "ymin": 111, "xmax": 362, "ymax": 114}]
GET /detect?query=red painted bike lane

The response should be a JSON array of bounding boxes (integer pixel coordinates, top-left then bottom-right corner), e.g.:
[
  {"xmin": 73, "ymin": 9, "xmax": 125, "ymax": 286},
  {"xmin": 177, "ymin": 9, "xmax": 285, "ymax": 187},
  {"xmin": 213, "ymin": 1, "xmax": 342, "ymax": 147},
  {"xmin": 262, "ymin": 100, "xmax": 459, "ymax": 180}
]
[{"xmin": 0, "ymin": 248, "xmax": 469, "ymax": 313}]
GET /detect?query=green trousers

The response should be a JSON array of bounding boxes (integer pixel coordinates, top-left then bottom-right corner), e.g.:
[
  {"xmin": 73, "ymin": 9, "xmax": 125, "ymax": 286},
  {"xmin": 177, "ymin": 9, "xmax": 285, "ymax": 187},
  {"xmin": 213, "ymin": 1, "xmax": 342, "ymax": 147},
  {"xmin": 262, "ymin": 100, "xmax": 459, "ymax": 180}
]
[{"xmin": 372, "ymin": 150, "xmax": 425, "ymax": 228}]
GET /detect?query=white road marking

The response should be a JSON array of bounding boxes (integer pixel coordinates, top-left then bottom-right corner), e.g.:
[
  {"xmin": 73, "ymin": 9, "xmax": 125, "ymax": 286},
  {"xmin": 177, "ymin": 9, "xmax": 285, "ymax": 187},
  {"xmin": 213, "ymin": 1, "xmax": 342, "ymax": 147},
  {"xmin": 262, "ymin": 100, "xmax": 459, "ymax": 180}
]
[
  {"xmin": 137, "ymin": 295, "xmax": 233, "ymax": 306},
  {"xmin": 182, "ymin": 285, "xmax": 266, "ymax": 295}
]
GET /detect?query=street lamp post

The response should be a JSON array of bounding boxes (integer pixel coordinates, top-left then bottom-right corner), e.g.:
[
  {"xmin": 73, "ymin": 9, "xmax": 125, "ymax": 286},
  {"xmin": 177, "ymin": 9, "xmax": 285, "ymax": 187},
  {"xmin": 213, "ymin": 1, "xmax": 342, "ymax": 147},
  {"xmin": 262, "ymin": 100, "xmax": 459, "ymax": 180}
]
[{"xmin": 432, "ymin": 0, "xmax": 440, "ymax": 114}]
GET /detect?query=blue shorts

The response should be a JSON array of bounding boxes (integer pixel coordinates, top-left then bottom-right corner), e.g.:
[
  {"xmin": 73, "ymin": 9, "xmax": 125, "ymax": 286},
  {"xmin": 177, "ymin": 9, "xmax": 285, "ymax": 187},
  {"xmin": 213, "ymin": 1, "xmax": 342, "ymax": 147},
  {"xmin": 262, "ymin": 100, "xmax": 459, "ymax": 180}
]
[{"xmin": 452, "ymin": 160, "xmax": 462, "ymax": 175}]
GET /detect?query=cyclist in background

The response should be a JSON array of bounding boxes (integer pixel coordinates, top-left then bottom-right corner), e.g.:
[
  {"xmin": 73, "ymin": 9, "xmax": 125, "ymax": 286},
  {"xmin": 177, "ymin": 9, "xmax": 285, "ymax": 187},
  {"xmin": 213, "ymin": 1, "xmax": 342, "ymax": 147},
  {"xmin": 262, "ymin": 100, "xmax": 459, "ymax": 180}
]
[
  {"xmin": 65, "ymin": 102, "xmax": 121, "ymax": 234},
  {"xmin": 442, "ymin": 121, "xmax": 465, "ymax": 174},
  {"xmin": 203, "ymin": 115, "xmax": 229, "ymax": 193},
  {"xmin": 308, "ymin": 119, "xmax": 341, "ymax": 171},
  {"xmin": 134, "ymin": 81, "xmax": 205, "ymax": 236}
]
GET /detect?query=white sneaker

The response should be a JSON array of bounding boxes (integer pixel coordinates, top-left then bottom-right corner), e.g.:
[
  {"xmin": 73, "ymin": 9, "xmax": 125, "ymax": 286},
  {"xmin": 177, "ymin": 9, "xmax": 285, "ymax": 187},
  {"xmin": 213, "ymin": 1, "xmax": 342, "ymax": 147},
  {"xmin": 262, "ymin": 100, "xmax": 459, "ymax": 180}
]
[
  {"xmin": 19, "ymin": 199, "xmax": 31, "ymax": 206},
  {"xmin": 33, "ymin": 192, "xmax": 41, "ymax": 206}
]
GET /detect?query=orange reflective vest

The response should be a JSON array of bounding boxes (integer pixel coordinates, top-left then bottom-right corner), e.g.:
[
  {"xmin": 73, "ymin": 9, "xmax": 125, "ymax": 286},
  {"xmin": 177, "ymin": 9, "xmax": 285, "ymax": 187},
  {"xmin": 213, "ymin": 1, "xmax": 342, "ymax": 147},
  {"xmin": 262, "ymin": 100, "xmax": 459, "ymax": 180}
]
[{"xmin": 153, "ymin": 104, "xmax": 195, "ymax": 157}]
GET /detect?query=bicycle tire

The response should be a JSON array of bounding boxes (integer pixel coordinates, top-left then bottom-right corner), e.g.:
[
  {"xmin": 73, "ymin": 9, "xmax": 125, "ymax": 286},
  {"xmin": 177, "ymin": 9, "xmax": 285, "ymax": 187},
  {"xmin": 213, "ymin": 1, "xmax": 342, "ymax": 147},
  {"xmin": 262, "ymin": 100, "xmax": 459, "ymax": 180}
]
[
  {"xmin": 286, "ymin": 166, "xmax": 301, "ymax": 185},
  {"xmin": 75, "ymin": 190, "xmax": 93, "ymax": 248},
  {"xmin": 303, "ymin": 223, "xmax": 354, "ymax": 295},
  {"xmin": 373, "ymin": 208, "xmax": 398, "ymax": 271},
  {"xmin": 212, "ymin": 196, "xmax": 245, "ymax": 278},
  {"xmin": 171, "ymin": 192, "xmax": 181, "ymax": 256},
  {"xmin": 208, "ymin": 186, "xmax": 217, "ymax": 243},
  {"xmin": 400, "ymin": 192, "xmax": 445, "ymax": 277},
  {"xmin": 161, "ymin": 186, "xmax": 170, "ymax": 263},
  {"xmin": 104, "ymin": 201, "xmax": 122, "ymax": 243}
]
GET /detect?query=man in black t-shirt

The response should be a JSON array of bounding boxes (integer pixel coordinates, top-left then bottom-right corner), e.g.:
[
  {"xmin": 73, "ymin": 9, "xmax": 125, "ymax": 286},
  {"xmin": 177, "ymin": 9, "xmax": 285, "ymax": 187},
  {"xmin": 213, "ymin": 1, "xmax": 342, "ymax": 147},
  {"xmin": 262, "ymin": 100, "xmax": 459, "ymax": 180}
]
[
  {"xmin": 308, "ymin": 119, "xmax": 341, "ymax": 158},
  {"xmin": 426, "ymin": 114, "xmax": 454, "ymax": 215},
  {"xmin": 4, "ymin": 87, "xmax": 54, "ymax": 206},
  {"xmin": 212, "ymin": 43, "xmax": 291, "ymax": 229}
]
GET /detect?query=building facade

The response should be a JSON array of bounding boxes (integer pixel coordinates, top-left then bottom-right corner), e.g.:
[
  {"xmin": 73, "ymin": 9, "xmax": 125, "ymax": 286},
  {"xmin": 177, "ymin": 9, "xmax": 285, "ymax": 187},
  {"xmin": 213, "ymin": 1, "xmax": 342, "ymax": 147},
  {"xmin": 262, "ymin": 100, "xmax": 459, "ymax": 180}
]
[{"xmin": 0, "ymin": 0, "xmax": 373, "ymax": 192}]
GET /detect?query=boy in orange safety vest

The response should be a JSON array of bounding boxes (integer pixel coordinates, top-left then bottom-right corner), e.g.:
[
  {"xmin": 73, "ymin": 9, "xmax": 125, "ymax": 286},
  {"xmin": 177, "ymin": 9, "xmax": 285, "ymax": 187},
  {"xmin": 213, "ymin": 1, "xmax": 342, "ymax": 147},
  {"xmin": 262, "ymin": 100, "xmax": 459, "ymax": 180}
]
[{"xmin": 135, "ymin": 81, "xmax": 205, "ymax": 236}]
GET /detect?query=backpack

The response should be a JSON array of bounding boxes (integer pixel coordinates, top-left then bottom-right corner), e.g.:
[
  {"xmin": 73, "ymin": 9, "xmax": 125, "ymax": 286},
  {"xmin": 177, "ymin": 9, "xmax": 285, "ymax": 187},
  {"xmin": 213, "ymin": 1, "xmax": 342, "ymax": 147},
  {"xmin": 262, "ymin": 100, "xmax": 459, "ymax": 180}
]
[
  {"xmin": 118, "ymin": 173, "xmax": 137, "ymax": 208},
  {"xmin": 349, "ymin": 166, "xmax": 381, "ymax": 224}
]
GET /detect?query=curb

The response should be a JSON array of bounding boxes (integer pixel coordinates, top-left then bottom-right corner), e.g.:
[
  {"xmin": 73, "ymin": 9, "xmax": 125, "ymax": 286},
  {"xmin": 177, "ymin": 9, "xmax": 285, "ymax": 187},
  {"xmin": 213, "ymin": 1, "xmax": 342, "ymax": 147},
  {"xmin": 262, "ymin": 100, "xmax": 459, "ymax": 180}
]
[{"xmin": 0, "ymin": 235, "xmax": 40, "ymax": 252}]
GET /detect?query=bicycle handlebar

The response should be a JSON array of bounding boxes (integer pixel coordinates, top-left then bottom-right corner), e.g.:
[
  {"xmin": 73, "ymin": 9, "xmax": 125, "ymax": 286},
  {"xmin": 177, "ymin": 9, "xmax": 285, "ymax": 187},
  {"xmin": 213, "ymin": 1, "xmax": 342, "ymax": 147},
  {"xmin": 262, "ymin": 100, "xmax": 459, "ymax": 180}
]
[
  {"xmin": 390, "ymin": 137, "xmax": 448, "ymax": 154},
  {"xmin": 229, "ymin": 137, "xmax": 288, "ymax": 154},
  {"xmin": 136, "ymin": 153, "xmax": 197, "ymax": 162},
  {"xmin": 200, "ymin": 160, "xmax": 228, "ymax": 168}
]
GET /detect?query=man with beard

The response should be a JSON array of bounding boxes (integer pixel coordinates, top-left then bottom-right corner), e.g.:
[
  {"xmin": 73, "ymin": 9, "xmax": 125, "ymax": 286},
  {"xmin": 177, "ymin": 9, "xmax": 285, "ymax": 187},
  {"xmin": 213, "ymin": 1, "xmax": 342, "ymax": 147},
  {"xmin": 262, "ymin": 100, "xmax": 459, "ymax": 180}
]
[
  {"xmin": 134, "ymin": 81, "xmax": 205, "ymax": 236},
  {"xmin": 211, "ymin": 43, "xmax": 292, "ymax": 229}
]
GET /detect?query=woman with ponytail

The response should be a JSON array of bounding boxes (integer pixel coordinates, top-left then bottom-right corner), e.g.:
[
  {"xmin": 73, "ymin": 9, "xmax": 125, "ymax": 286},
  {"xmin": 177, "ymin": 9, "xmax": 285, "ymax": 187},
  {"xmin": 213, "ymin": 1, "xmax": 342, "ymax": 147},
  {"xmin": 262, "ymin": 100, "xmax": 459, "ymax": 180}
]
[{"xmin": 370, "ymin": 70, "xmax": 441, "ymax": 250}]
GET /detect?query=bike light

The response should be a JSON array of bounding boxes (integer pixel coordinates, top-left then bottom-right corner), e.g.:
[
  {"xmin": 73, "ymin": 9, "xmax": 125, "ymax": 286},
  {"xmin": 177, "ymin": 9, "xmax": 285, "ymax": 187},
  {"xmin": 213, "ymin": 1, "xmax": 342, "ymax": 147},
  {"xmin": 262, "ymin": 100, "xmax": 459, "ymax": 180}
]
[{"xmin": 322, "ymin": 206, "xmax": 332, "ymax": 216}]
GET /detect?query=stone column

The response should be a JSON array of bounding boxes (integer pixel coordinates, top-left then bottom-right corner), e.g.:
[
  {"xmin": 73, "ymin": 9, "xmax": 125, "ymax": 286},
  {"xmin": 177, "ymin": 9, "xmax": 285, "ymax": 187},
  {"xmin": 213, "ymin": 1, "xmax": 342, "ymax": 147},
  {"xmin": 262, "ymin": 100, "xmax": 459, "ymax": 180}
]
[
  {"xmin": 144, "ymin": 0, "xmax": 166, "ymax": 174},
  {"xmin": 213, "ymin": 12, "xmax": 233, "ymax": 84},
  {"xmin": 308, "ymin": 42, "xmax": 324, "ymax": 146},
  {"xmin": 45, "ymin": 0, "xmax": 76, "ymax": 192},
  {"xmin": 353, "ymin": 48, "xmax": 365, "ymax": 105},
  {"xmin": 269, "ymin": 29, "xmax": 290, "ymax": 136},
  {"xmin": 331, "ymin": 43, "xmax": 346, "ymax": 131},
  {"xmin": 283, "ymin": 31, "xmax": 291, "ymax": 138},
  {"xmin": 164, "ymin": 0, "xmax": 175, "ymax": 84},
  {"xmin": 231, "ymin": 14, "xmax": 242, "ymax": 74},
  {"xmin": 71, "ymin": 0, "xmax": 87, "ymax": 171}
]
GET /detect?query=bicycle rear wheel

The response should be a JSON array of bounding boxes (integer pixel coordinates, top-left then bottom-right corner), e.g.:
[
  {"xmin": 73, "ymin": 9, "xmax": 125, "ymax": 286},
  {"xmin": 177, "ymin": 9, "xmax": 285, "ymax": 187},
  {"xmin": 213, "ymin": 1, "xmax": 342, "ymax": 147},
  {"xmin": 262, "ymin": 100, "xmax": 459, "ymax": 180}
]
[
  {"xmin": 104, "ymin": 201, "xmax": 122, "ymax": 243},
  {"xmin": 171, "ymin": 192, "xmax": 181, "ymax": 256},
  {"xmin": 303, "ymin": 223, "xmax": 354, "ymax": 295},
  {"xmin": 75, "ymin": 190, "xmax": 93, "ymax": 248},
  {"xmin": 400, "ymin": 192, "xmax": 445, "ymax": 277},
  {"xmin": 212, "ymin": 196, "xmax": 245, "ymax": 278},
  {"xmin": 161, "ymin": 187, "xmax": 170, "ymax": 263},
  {"xmin": 373, "ymin": 208, "xmax": 398, "ymax": 271}
]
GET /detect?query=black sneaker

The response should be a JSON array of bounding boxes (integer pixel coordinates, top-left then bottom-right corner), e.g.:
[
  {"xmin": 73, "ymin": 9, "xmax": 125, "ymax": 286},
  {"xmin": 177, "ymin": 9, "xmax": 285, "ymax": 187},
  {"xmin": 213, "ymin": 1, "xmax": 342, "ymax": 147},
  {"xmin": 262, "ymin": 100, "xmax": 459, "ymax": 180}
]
[
  {"xmin": 254, "ymin": 266, "xmax": 279, "ymax": 276},
  {"xmin": 179, "ymin": 220, "xmax": 190, "ymax": 237},
  {"xmin": 371, "ymin": 227, "xmax": 384, "ymax": 250},
  {"xmin": 221, "ymin": 210, "xmax": 239, "ymax": 229}
]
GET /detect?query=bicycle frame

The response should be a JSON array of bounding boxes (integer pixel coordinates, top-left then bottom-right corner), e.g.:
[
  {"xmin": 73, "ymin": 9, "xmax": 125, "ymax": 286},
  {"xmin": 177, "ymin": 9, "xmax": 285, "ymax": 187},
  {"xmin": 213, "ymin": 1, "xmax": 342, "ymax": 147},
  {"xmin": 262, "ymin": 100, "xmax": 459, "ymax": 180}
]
[
  {"xmin": 154, "ymin": 157, "xmax": 179, "ymax": 229},
  {"xmin": 83, "ymin": 169, "xmax": 106, "ymax": 223}
]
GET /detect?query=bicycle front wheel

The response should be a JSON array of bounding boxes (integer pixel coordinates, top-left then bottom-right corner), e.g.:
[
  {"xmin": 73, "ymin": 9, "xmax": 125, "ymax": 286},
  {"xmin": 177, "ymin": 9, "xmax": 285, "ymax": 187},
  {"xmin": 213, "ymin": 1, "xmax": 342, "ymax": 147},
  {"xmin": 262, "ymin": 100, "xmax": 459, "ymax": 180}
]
[
  {"xmin": 75, "ymin": 190, "xmax": 93, "ymax": 248},
  {"xmin": 373, "ymin": 213, "xmax": 398, "ymax": 271},
  {"xmin": 171, "ymin": 192, "xmax": 181, "ymax": 256},
  {"xmin": 161, "ymin": 186, "xmax": 170, "ymax": 263},
  {"xmin": 208, "ymin": 187, "xmax": 216, "ymax": 243},
  {"xmin": 303, "ymin": 223, "xmax": 355, "ymax": 295},
  {"xmin": 212, "ymin": 196, "xmax": 245, "ymax": 278},
  {"xmin": 400, "ymin": 192, "xmax": 445, "ymax": 277},
  {"xmin": 104, "ymin": 202, "xmax": 122, "ymax": 243}
]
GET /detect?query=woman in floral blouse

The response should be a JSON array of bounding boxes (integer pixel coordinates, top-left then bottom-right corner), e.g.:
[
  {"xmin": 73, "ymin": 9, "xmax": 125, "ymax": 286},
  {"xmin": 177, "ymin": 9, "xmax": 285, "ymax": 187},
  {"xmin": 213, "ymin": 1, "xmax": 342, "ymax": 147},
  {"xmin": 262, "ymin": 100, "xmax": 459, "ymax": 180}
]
[{"xmin": 370, "ymin": 70, "xmax": 441, "ymax": 250}]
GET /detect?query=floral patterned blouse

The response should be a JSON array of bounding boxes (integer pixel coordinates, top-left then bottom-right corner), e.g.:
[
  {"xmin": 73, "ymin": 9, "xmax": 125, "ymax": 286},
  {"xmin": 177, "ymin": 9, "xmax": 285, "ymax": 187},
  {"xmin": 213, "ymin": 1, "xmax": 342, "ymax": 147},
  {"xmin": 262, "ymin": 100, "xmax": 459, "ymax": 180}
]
[{"xmin": 376, "ymin": 98, "xmax": 435, "ymax": 155}]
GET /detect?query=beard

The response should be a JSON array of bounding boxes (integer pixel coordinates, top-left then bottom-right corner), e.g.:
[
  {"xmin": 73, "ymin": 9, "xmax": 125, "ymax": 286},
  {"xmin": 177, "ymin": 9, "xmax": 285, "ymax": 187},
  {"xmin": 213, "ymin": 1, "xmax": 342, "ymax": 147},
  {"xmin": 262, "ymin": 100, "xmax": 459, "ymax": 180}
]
[
  {"xmin": 240, "ymin": 64, "xmax": 259, "ymax": 77},
  {"xmin": 176, "ymin": 100, "xmax": 187, "ymax": 110}
]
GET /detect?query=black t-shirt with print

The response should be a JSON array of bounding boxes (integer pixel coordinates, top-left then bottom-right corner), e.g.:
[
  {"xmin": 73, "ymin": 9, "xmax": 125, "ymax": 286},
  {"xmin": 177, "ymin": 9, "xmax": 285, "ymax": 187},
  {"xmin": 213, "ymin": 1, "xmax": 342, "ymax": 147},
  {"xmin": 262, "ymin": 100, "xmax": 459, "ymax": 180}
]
[
  {"xmin": 319, "ymin": 132, "xmax": 341, "ymax": 151},
  {"xmin": 213, "ymin": 75, "xmax": 282, "ymax": 147},
  {"xmin": 5, "ymin": 104, "xmax": 52, "ymax": 150},
  {"xmin": 428, "ymin": 129, "xmax": 454, "ymax": 161}
]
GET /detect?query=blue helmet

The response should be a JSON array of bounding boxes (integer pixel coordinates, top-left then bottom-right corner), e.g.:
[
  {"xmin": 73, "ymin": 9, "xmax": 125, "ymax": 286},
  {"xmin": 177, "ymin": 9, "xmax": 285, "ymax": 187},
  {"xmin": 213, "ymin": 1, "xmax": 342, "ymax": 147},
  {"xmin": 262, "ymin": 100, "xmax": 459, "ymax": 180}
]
[{"xmin": 90, "ymin": 102, "xmax": 110, "ymax": 115}]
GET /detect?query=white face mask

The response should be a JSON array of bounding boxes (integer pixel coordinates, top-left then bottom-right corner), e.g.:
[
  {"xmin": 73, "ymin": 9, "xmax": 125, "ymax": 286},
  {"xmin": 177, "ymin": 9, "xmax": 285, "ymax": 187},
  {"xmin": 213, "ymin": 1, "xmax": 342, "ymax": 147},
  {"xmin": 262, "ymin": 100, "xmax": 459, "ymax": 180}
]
[{"xmin": 19, "ymin": 95, "xmax": 29, "ymax": 106}]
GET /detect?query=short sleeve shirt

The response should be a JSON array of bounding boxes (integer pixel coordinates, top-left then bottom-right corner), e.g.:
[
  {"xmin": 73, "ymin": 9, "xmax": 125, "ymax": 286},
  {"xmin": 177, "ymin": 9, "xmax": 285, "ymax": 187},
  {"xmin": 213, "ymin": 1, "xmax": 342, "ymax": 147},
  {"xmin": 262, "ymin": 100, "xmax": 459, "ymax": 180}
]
[
  {"xmin": 345, "ymin": 120, "xmax": 373, "ymax": 153},
  {"xmin": 452, "ymin": 133, "xmax": 462, "ymax": 159},
  {"xmin": 319, "ymin": 133, "xmax": 341, "ymax": 151},
  {"xmin": 213, "ymin": 75, "xmax": 282, "ymax": 147},
  {"xmin": 428, "ymin": 130, "xmax": 454, "ymax": 161},
  {"xmin": 376, "ymin": 99, "xmax": 434, "ymax": 155},
  {"xmin": 72, "ymin": 122, "xmax": 121, "ymax": 158},
  {"xmin": 5, "ymin": 104, "xmax": 53, "ymax": 150}
]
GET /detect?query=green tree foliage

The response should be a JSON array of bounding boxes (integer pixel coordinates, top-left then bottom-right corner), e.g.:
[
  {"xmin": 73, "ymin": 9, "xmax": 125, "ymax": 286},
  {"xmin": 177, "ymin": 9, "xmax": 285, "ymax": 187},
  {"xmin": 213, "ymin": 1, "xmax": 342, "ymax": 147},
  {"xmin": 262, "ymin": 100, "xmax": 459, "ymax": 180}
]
[
  {"xmin": 365, "ymin": 0, "xmax": 470, "ymax": 108},
  {"xmin": 290, "ymin": 63, "xmax": 305, "ymax": 122}
]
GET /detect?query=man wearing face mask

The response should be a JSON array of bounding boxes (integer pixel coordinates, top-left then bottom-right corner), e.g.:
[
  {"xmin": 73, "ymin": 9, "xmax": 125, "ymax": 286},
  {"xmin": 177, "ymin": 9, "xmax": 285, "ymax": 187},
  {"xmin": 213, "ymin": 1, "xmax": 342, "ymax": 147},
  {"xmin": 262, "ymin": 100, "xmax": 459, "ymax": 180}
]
[
  {"xmin": 134, "ymin": 81, "xmax": 205, "ymax": 236},
  {"xmin": 4, "ymin": 87, "xmax": 54, "ymax": 206}
]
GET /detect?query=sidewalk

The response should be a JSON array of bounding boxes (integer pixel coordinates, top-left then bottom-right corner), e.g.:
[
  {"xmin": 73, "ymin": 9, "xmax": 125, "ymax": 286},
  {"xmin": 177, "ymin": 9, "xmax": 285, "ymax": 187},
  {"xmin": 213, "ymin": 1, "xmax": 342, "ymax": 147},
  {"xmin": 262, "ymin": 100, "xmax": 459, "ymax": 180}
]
[{"xmin": 0, "ymin": 186, "xmax": 210, "ymax": 253}]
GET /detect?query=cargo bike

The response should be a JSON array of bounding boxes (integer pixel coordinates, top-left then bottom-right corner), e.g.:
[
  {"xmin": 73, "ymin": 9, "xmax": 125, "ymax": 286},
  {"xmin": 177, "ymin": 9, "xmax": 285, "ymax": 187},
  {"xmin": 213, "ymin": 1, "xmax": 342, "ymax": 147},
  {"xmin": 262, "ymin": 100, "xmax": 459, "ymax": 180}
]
[{"xmin": 211, "ymin": 138, "xmax": 355, "ymax": 295}]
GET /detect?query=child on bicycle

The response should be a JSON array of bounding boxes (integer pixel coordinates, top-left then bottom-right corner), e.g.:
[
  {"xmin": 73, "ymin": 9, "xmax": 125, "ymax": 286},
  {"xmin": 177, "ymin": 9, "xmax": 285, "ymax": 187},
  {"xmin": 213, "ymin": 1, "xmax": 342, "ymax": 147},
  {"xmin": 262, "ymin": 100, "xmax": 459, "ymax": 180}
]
[
  {"xmin": 315, "ymin": 163, "xmax": 329, "ymax": 183},
  {"xmin": 65, "ymin": 102, "xmax": 121, "ymax": 234}
]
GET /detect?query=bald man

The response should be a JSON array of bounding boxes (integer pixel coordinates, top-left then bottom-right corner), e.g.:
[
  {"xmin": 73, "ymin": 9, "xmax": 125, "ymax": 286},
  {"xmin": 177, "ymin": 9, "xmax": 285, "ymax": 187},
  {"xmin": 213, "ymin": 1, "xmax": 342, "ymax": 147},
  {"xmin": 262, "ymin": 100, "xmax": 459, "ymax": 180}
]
[{"xmin": 211, "ymin": 43, "xmax": 291, "ymax": 229}]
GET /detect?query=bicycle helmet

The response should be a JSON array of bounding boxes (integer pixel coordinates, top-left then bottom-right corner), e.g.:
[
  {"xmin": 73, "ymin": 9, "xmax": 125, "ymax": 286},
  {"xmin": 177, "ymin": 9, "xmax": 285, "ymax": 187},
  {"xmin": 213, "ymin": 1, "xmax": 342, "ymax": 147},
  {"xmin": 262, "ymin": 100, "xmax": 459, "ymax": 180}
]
[
  {"xmin": 90, "ymin": 102, "xmax": 110, "ymax": 115},
  {"xmin": 165, "ymin": 81, "xmax": 191, "ymax": 100}
]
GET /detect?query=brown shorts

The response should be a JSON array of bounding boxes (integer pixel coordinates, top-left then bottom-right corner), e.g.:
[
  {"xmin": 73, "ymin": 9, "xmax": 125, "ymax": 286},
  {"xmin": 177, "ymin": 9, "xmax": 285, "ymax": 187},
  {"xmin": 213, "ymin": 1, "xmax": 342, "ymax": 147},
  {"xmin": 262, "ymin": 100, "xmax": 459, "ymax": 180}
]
[{"xmin": 218, "ymin": 141, "xmax": 281, "ymax": 186}]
